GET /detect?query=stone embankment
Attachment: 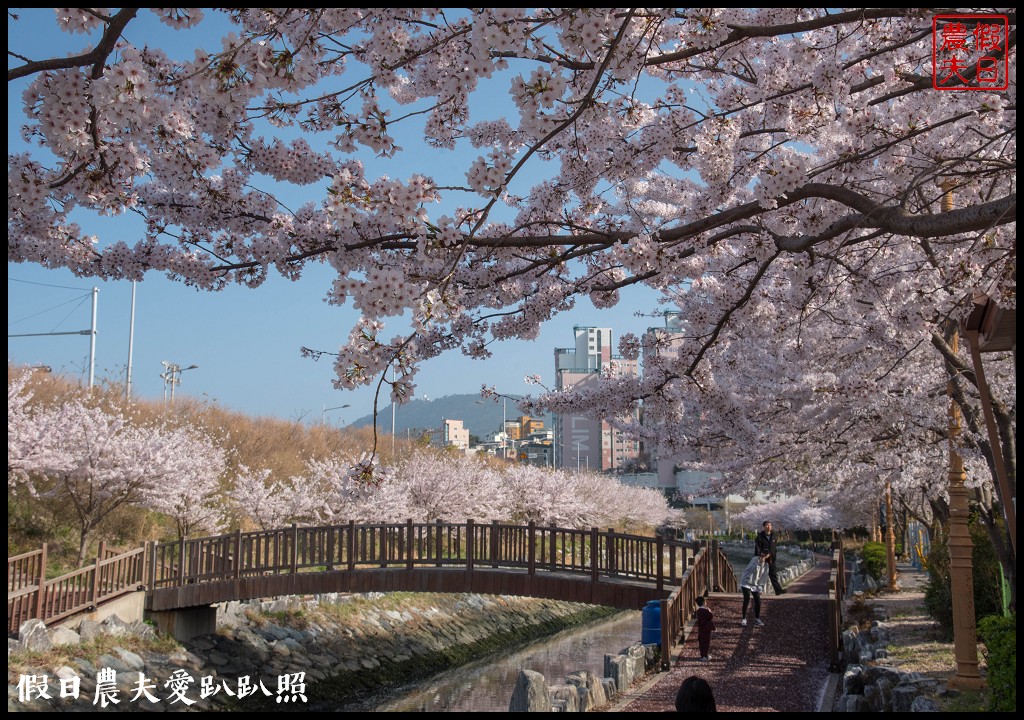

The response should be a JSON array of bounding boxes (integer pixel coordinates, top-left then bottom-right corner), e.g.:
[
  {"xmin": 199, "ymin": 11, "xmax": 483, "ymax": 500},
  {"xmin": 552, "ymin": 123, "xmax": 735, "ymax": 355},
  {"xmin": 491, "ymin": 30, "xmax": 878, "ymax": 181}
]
[
  {"xmin": 835, "ymin": 597, "xmax": 942, "ymax": 712},
  {"xmin": 833, "ymin": 562, "xmax": 968, "ymax": 712},
  {"xmin": 9, "ymin": 592, "xmax": 618, "ymax": 712}
]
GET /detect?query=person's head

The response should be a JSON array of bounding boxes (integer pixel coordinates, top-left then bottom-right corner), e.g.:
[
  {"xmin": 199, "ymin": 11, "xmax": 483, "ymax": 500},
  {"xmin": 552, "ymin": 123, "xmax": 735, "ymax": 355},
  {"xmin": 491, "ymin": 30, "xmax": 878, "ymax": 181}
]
[
  {"xmin": 695, "ymin": 595, "xmax": 706, "ymax": 608},
  {"xmin": 763, "ymin": 520, "xmax": 772, "ymax": 533},
  {"xmin": 675, "ymin": 675, "xmax": 716, "ymax": 712}
]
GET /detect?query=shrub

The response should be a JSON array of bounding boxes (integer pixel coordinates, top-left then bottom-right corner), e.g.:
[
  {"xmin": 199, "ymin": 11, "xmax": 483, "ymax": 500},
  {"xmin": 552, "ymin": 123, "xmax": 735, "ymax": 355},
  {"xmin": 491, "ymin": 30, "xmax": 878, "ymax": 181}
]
[
  {"xmin": 924, "ymin": 516, "xmax": 1004, "ymax": 641},
  {"xmin": 978, "ymin": 614, "xmax": 1015, "ymax": 711},
  {"xmin": 859, "ymin": 541, "xmax": 887, "ymax": 583}
]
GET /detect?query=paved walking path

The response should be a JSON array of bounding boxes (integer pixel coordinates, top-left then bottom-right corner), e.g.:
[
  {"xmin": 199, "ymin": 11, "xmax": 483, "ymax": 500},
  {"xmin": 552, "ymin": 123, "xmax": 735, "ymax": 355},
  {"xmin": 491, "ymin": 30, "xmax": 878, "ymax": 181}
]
[{"xmin": 612, "ymin": 555, "xmax": 836, "ymax": 712}]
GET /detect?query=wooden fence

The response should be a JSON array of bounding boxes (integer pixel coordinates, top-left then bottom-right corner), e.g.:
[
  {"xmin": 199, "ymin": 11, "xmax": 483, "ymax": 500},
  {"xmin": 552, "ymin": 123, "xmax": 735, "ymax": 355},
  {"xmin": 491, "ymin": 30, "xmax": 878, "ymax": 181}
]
[
  {"xmin": 826, "ymin": 539, "xmax": 847, "ymax": 671},
  {"xmin": 8, "ymin": 543, "xmax": 147, "ymax": 634},
  {"xmin": 659, "ymin": 540, "xmax": 738, "ymax": 670}
]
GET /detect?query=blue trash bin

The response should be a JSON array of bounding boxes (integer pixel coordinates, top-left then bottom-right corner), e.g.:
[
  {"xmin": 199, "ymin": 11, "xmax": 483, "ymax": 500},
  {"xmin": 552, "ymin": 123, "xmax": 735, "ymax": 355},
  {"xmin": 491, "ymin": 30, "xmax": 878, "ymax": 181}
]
[{"xmin": 641, "ymin": 600, "xmax": 661, "ymax": 645}]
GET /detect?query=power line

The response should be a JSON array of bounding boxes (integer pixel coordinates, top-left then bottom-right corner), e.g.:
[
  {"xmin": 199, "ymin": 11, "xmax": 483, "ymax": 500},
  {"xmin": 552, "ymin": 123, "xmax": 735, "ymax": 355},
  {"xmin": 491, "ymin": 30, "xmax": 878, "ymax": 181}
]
[
  {"xmin": 7, "ymin": 292, "xmax": 92, "ymax": 328},
  {"xmin": 8, "ymin": 276, "xmax": 90, "ymax": 291},
  {"xmin": 48, "ymin": 294, "xmax": 91, "ymax": 334}
]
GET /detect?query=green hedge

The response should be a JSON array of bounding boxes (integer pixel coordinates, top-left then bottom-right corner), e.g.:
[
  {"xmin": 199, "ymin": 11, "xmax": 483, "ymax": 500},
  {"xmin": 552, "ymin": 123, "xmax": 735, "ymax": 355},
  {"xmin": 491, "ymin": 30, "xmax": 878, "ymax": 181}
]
[
  {"xmin": 978, "ymin": 614, "xmax": 1015, "ymax": 712},
  {"xmin": 924, "ymin": 516, "xmax": 1004, "ymax": 641},
  {"xmin": 859, "ymin": 541, "xmax": 887, "ymax": 583}
]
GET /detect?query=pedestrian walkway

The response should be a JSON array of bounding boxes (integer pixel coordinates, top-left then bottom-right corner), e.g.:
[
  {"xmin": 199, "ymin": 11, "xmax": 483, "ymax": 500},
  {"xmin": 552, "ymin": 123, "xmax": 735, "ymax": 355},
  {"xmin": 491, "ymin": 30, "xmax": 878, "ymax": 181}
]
[{"xmin": 612, "ymin": 555, "xmax": 835, "ymax": 712}]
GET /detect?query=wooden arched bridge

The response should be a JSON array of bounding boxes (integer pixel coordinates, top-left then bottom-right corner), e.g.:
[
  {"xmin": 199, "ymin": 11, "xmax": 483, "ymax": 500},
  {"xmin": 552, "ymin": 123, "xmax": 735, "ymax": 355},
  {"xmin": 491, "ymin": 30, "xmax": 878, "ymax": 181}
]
[{"xmin": 10, "ymin": 520, "xmax": 740, "ymax": 668}]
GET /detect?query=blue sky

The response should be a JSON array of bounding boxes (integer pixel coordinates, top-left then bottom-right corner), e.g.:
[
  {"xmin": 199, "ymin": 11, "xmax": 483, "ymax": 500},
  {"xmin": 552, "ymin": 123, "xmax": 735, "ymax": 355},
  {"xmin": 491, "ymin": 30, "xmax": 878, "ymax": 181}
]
[{"xmin": 7, "ymin": 9, "xmax": 670, "ymax": 425}]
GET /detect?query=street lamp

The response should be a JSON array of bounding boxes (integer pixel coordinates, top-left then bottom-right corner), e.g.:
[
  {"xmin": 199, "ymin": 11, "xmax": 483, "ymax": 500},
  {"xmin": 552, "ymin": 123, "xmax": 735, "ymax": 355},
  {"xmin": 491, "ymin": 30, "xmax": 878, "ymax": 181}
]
[
  {"xmin": 322, "ymin": 403, "xmax": 351, "ymax": 425},
  {"xmin": 390, "ymin": 364, "xmax": 397, "ymax": 454},
  {"xmin": 477, "ymin": 397, "xmax": 511, "ymax": 457},
  {"xmin": 160, "ymin": 361, "xmax": 198, "ymax": 405}
]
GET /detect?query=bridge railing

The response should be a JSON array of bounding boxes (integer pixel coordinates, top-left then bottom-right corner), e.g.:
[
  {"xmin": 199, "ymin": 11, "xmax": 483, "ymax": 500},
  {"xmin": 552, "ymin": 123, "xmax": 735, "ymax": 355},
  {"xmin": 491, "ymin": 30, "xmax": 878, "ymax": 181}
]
[
  {"xmin": 150, "ymin": 520, "xmax": 701, "ymax": 590},
  {"xmin": 826, "ymin": 539, "xmax": 847, "ymax": 671},
  {"xmin": 659, "ymin": 540, "xmax": 738, "ymax": 671},
  {"xmin": 7, "ymin": 544, "xmax": 147, "ymax": 634},
  {"xmin": 8, "ymin": 546, "xmax": 45, "ymax": 595},
  {"xmin": 10, "ymin": 523, "xmax": 741, "ymax": 666}
]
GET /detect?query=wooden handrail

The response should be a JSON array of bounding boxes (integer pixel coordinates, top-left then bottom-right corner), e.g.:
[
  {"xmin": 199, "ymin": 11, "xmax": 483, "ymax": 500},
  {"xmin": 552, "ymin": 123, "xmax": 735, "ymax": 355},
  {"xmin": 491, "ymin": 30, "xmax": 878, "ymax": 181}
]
[
  {"xmin": 151, "ymin": 521, "xmax": 700, "ymax": 586},
  {"xmin": 7, "ymin": 545, "xmax": 146, "ymax": 633},
  {"xmin": 655, "ymin": 543, "xmax": 736, "ymax": 670},
  {"xmin": 8, "ymin": 545, "xmax": 45, "ymax": 596},
  {"xmin": 826, "ymin": 539, "xmax": 846, "ymax": 671},
  {"xmin": 10, "ymin": 522, "xmax": 736, "ymax": 644},
  {"xmin": 7, "ymin": 547, "xmax": 45, "ymax": 563}
]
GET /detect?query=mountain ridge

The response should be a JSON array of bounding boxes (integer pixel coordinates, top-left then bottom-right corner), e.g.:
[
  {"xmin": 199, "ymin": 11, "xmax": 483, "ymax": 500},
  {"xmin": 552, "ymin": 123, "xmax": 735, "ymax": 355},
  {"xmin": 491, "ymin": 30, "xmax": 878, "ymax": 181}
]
[{"xmin": 348, "ymin": 393, "xmax": 551, "ymax": 440}]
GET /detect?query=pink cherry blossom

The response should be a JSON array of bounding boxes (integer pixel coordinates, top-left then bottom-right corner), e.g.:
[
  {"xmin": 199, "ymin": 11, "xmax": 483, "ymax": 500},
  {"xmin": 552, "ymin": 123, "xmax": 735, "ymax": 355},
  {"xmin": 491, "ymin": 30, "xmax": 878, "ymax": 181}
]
[{"xmin": 6, "ymin": 11, "xmax": 1014, "ymax": 570}]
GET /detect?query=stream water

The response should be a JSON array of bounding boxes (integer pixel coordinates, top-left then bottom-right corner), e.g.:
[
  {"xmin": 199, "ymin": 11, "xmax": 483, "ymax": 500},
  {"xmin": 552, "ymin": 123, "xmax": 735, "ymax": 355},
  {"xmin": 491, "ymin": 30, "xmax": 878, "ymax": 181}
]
[{"xmin": 367, "ymin": 610, "xmax": 642, "ymax": 712}]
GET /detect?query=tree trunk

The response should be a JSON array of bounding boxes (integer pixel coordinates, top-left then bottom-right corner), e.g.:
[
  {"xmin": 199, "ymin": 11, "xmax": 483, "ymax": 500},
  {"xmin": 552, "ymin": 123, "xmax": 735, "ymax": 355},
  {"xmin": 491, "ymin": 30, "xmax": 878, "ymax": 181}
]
[
  {"xmin": 76, "ymin": 526, "xmax": 90, "ymax": 567},
  {"xmin": 928, "ymin": 497, "xmax": 949, "ymax": 542}
]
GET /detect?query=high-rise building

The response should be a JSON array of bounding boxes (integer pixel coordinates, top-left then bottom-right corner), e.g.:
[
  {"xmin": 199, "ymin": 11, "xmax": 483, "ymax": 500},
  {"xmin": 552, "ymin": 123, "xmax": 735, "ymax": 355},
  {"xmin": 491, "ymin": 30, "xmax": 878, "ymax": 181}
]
[{"xmin": 553, "ymin": 326, "xmax": 640, "ymax": 471}]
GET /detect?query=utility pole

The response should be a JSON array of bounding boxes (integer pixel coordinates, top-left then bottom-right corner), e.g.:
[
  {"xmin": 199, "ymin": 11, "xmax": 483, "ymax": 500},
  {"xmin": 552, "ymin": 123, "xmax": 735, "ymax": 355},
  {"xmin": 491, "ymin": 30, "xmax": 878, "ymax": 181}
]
[
  {"xmin": 161, "ymin": 361, "xmax": 198, "ymax": 405},
  {"xmin": 87, "ymin": 287, "xmax": 98, "ymax": 389},
  {"xmin": 126, "ymin": 281, "xmax": 135, "ymax": 400},
  {"xmin": 7, "ymin": 283, "xmax": 98, "ymax": 389}
]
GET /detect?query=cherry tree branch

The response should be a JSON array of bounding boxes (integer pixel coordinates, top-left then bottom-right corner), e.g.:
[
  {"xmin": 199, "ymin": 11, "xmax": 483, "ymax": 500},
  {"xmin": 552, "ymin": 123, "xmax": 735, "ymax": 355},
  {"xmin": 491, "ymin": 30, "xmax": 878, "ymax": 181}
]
[{"xmin": 8, "ymin": 8, "xmax": 139, "ymax": 81}]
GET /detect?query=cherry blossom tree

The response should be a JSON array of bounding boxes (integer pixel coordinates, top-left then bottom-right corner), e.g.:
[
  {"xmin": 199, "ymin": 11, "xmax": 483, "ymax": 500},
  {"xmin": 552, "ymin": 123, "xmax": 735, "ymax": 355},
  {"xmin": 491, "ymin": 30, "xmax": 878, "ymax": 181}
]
[
  {"xmin": 485, "ymin": 461, "xmax": 676, "ymax": 530},
  {"xmin": 308, "ymin": 454, "xmax": 409, "ymax": 523},
  {"xmin": 499, "ymin": 463, "xmax": 568, "ymax": 525},
  {"xmin": 8, "ymin": 10, "xmax": 1013, "ymax": 407},
  {"xmin": 7, "ymin": 369, "xmax": 54, "ymax": 494},
  {"xmin": 292, "ymin": 447, "xmax": 674, "ymax": 529},
  {"xmin": 7, "ymin": 9, "xmax": 1015, "ymax": 546},
  {"xmin": 228, "ymin": 465, "xmax": 324, "ymax": 530},
  {"xmin": 12, "ymin": 397, "xmax": 219, "ymax": 563},
  {"xmin": 734, "ymin": 496, "xmax": 841, "ymax": 534},
  {"xmin": 142, "ymin": 425, "xmax": 228, "ymax": 538},
  {"xmin": 394, "ymin": 450, "xmax": 508, "ymax": 522}
]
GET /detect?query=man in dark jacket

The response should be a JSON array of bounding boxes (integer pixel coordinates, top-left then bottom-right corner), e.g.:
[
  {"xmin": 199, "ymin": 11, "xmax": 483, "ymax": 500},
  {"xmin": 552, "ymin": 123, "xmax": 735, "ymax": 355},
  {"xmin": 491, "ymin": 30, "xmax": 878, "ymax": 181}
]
[{"xmin": 754, "ymin": 520, "xmax": 786, "ymax": 594}]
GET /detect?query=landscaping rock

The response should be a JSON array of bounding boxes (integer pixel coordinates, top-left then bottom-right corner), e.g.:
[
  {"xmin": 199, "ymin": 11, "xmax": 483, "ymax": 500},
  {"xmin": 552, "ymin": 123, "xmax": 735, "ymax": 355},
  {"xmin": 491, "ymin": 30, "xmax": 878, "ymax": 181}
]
[
  {"xmin": 113, "ymin": 648, "xmax": 145, "ymax": 671},
  {"xmin": 549, "ymin": 684, "xmax": 579, "ymax": 712},
  {"xmin": 77, "ymin": 619, "xmax": 102, "ymax": 643},
  {"xmin": 910, "ymin": 695, "xmax": 939, "ymax": 712},
  {"xmin": 49, "ymin": 627, "xmax": 81, "ymax": 647},
  {"xmin": 18, "ymin": 620, "xmax": 51, "ymax": 653},
  {"xmin": 509, "ymin": 669, "xmax": 551, "ymax": 712}
]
